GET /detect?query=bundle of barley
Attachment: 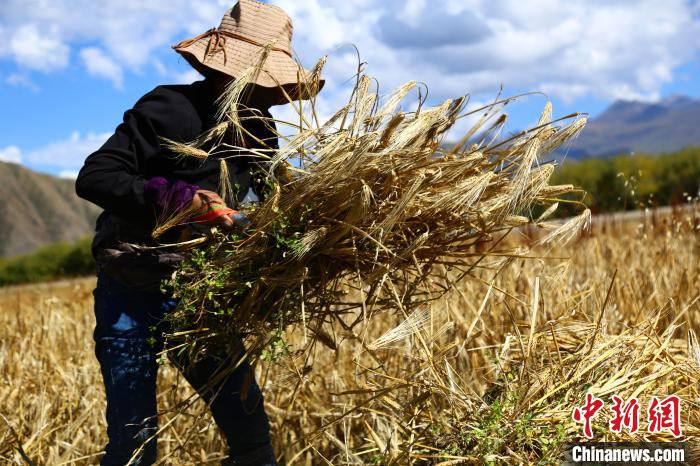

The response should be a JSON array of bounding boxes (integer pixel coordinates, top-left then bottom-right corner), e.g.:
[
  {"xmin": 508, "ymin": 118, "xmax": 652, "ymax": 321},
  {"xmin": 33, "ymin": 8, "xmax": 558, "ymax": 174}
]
[{"xmin": 159, "ymin": 52, "xmax": 590, "ymax": 360}]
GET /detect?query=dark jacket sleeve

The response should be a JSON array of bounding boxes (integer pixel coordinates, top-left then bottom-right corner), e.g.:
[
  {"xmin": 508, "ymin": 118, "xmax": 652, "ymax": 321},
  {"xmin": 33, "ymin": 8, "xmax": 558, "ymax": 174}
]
[{"xmin": 75, "ymin": 88, "xmax": 195, "ymax": 219}]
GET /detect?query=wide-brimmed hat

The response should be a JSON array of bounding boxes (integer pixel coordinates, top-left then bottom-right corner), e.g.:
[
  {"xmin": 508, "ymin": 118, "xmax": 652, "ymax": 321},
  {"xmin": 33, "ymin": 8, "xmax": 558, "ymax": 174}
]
[{"xmin": 173, "ymin": 0, "xmax": 324, "ymax": 104}]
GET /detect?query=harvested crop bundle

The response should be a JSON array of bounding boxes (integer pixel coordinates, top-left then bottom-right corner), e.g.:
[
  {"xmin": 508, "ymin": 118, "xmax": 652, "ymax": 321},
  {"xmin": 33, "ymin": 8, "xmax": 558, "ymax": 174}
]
[{"xmin": 159, "ymin": 54, "xmax": 590, "ymax": 362}]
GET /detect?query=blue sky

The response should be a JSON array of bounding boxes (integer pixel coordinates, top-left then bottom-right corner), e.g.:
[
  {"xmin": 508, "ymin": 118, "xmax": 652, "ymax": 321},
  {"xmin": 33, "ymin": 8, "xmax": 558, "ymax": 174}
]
[{"xmin": 1, "ymin": 0, "xmax": 699, "ymax": 177}]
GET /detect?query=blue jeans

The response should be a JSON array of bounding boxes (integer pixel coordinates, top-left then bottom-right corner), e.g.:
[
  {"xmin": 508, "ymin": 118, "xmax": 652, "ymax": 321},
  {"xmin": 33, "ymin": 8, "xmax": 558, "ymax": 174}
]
[{"xmin": 93, "ymin": 273, "xmax": 276, "ymax": 465}]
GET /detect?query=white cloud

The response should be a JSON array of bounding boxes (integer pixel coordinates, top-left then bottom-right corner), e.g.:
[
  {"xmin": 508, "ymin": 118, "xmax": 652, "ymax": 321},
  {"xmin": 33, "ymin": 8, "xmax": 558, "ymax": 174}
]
[
  {"xmin": 8, "ymin": 24, "xmax": 69, "ymax": 72},
  {"xmin": 273, "ymin": 0, "xmax": 700, "ymax": 104},
  {"xmin": 0, "ymin": 146, "xmax": 22, "ymax": 164},
  {"xmin": 0, "ymin": 0, "xmax": 698, "ymax": 112},
  {"xmin": 0, "ymin": 0, "xmax": 224, "ymax": 80},
  {"xmin": 25, "ymin": 131, "xmax": 111, "ymax": 170},
  {"xmin": 80, "ymin": 47, "xmax": 124, "ymax": 89}
]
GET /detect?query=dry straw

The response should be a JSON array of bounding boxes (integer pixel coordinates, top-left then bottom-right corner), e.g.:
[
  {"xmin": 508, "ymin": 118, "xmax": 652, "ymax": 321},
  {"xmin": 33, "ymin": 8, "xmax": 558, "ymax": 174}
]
[
  {"xmin": 155, "ymin": 51, "xmax": 591, "ymax": 363},
  {"xmin": 2, "ymin": 211, "xmax": 699, "ymax": 464}
]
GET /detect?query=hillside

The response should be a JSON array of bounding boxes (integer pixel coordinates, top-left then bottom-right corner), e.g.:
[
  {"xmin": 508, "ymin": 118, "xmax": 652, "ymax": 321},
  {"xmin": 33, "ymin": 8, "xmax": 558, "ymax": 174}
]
[
  {"xmin": 567, "ymin": 95, "xmax": 700, "ymax": 157},
  {"xmin": 0, "ymin": 162, "xmax": 100, "ymax": 257}
]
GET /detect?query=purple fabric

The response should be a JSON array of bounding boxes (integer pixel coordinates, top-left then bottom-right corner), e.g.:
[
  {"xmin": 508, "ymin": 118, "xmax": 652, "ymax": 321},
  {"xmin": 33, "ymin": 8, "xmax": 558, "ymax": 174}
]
[{"xmin": 143, "ymin": 176, "xmax": 200, "ymax": 215}]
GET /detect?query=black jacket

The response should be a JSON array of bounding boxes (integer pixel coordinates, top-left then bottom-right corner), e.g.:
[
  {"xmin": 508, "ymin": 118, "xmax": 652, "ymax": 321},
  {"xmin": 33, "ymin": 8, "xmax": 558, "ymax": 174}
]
[{"xmin": 75, "ymin": 79, "xmax": 277, "ymax": 289}]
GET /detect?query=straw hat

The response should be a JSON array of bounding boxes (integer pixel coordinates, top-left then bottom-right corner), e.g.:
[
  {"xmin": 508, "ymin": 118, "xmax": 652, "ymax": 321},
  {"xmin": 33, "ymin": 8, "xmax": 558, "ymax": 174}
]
[{"xmin": 173, "ymin": 0, "xmax": 324, "ymax": 103}]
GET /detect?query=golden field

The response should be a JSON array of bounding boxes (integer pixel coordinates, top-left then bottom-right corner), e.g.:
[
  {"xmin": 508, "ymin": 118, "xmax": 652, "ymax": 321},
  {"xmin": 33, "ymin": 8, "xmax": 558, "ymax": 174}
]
[{"xmin": 1, "ymin": 212, "xmax": 699, "ymax": 465}]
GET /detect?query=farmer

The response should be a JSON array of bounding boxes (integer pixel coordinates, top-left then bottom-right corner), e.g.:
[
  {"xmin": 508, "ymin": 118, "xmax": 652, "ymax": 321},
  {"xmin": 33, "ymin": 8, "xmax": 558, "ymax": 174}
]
[{"xmin": 75, "ymin": 1, "xmax": 323, "ymax": 465}]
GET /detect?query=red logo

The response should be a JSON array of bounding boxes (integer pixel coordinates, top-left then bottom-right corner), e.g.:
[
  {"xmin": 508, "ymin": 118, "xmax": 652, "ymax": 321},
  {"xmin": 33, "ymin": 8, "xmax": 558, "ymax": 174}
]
[
  {"xmin": 572, "ymin": 393, "xmax": 605, "ymax": 439},
  {"xmin": 609, "ymin": 395, "xmax": 640, "ymax": 434},
  {"xmin": 648, "ymin": 395, "xmax": 682, "ymax": 437},
  {"xmin": 573, "ymin": 394, "xmax": 682, "ymax": 438}
]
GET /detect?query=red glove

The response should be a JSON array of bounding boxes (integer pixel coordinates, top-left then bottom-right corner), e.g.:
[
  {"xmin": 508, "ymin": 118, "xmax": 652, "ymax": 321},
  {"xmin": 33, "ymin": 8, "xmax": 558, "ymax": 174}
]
[{"xmin": 189, "ymin": 190, "xmax": 235, "ymax": 228}]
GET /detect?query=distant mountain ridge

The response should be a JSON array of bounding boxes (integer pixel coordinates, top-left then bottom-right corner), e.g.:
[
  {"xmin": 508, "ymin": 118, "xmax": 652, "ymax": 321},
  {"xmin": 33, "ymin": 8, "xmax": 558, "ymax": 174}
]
[
  {"xmin": 566, "ymin": 95, "xmax": 700, "ymax": 157},
  {"xmin": 0, "ymin": 162, "xmax": 100, "ymax": 257}
]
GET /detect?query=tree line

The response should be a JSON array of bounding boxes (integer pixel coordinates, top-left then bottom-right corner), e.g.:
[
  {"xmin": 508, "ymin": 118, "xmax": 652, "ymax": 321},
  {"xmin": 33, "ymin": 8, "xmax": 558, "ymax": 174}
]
[
  {"xmin": 550, "ymin": 147, "xmax": 700, "ymax": 215},
  {"xmin": 0, "ymin": 237, "xmax": 94, "ymax": 285}
]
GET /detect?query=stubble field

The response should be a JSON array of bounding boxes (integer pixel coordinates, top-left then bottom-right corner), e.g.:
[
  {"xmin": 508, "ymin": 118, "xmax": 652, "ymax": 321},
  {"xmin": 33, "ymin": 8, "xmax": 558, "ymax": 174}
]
[{"xmin": 1, "ymin": 211, "xmax": 699, "ymax": 465}]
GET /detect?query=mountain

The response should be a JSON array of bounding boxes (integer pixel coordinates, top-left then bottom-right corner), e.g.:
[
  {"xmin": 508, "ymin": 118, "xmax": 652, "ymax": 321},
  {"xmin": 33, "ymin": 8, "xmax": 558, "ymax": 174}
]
[
  {"xmin": 565, "ymin": 95, "xmax": 700, "ymax": 158},
  {"xmin": 0, "ymin": 162, "xmax": 100, "ymax": 257}
]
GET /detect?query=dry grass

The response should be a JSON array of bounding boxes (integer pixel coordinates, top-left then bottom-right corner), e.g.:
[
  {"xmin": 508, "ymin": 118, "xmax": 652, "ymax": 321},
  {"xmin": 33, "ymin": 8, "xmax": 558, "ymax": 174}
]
[
  {"xmin": 1, "ymin": 212, "xmax": 698, "ymax": 465},
  {"xmin": 2, "ymin": 47, "xmax": 698, "ymax": 466},
  {"xmin": 159, "ymin": 62, "xmax": 591, "ymax": 369}
]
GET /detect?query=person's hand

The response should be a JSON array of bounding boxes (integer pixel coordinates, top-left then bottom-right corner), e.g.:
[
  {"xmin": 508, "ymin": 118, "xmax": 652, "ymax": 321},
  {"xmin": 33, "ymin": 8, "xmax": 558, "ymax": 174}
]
[{"xmin": 189, "ymin": 189, "xmax": 235, "ymax": 229}]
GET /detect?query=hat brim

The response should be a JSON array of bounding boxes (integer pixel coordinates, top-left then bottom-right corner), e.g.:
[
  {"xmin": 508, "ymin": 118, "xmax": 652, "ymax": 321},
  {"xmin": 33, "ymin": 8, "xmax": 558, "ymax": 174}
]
[{"xmin": 174, "ymin": 36, "xmax": 324, "ymax": 105}]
